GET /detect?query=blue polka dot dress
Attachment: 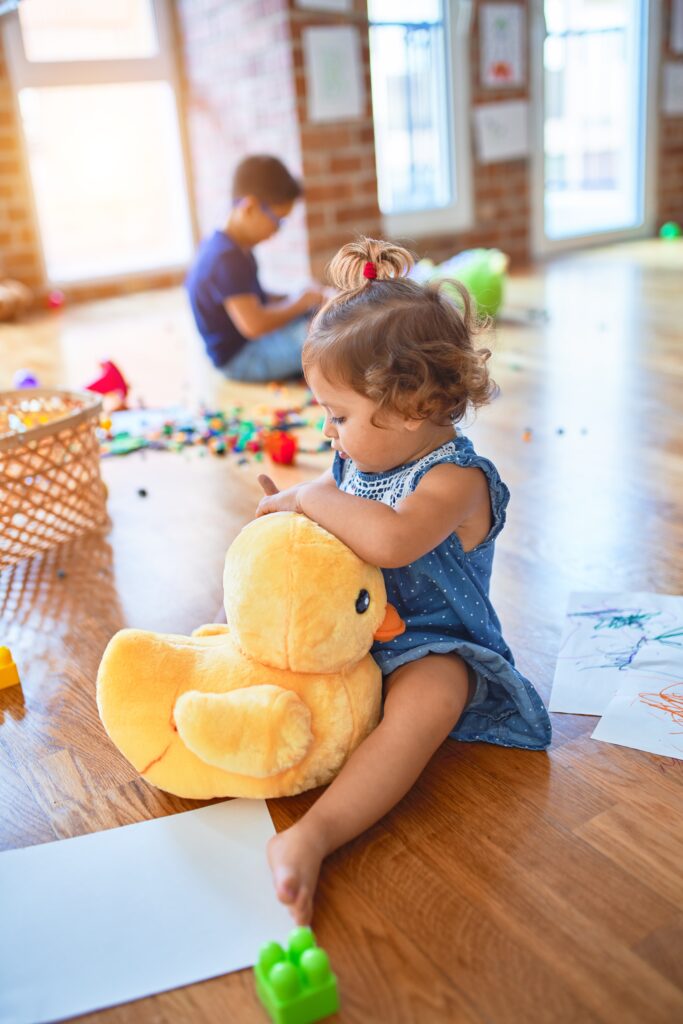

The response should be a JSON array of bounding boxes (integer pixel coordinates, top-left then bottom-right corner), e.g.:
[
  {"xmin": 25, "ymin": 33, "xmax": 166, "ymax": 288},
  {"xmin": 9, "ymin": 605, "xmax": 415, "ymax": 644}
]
[{"xmin": 332, "ymin": 435, "xmax": 551, "ymax": 751}]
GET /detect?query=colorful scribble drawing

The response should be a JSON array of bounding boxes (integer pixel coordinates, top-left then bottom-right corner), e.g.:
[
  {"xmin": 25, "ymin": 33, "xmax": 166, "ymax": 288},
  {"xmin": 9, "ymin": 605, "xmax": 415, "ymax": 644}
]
[
  {"xmin": 551, "ymin": 593, "xmax": 683, "ymax": 723},
  {"xmin": 565, "ymin": 605, "xmax": 683, "ymax": 672},
  {"xmin": 637, "ymin": 682, "xmax": 683, "ymax": 734}
]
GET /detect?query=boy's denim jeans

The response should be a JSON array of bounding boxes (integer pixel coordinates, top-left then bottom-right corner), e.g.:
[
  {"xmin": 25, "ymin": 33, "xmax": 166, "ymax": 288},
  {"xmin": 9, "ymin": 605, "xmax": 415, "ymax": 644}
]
[{"xmin": 220, "ymin": 315, "xmax": 309, "ymax": 383}]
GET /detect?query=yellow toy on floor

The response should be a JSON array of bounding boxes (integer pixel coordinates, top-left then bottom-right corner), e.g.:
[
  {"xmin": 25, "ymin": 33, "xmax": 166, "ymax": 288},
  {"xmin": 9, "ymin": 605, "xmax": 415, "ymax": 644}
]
[{"xmin": 97, "ymin": 512, "xmax": 405, "ymax": 799}]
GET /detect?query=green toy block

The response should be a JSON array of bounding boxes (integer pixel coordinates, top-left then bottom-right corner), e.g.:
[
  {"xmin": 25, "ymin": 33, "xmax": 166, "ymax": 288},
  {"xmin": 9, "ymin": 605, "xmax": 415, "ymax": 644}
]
[{"xmin": 254, "ymin": 926, "xmax": 339, "ymax": 1024}]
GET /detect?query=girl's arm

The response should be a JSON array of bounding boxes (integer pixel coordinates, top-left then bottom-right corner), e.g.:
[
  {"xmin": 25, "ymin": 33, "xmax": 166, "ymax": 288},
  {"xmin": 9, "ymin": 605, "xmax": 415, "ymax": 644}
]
[{"xmin": 258, "ymin": 464, "xmax": 490, "ymax": 568}]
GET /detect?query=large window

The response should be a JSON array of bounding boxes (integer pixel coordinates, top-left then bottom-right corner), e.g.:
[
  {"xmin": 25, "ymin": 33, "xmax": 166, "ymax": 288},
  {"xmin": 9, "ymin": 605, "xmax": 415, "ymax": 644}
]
[
  {"xmin": 368, "ymin": 0, "xmax": 472, "ymax": 236},
  {"xmin": 541, "ymin": 0, "xmax": 651, "ymax": 242},
  {"xmin": 4, "ymin": 0, "xmax": 193, "ymax": 284}
]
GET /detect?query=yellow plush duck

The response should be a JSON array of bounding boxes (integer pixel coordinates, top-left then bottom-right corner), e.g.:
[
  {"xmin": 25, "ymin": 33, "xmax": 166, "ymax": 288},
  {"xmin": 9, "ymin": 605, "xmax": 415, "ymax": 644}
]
[{"xmin": 97, "ymin": 512, "xmax": 405, "ymax": 799}]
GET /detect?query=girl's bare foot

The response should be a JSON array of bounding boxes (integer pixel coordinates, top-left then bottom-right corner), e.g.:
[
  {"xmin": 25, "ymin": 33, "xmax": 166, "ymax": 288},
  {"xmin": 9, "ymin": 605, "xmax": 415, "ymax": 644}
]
[{"xmin": 267, "ymin": 821, "xmax": 327, "ymax": 925}]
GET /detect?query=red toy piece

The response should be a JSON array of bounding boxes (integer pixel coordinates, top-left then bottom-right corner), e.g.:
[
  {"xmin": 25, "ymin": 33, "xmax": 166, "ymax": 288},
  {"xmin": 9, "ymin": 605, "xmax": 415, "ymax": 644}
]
[
  {"xmin": 265, "ymin": 430, "xmax": 297, "ymax": 465},
  {"xmin": 85, "ymin": 360, "xmax": 130, "ymax": 399},
  {"xmin": 46, "ymin": 289, "xmax": 65, "ymax": 310}
]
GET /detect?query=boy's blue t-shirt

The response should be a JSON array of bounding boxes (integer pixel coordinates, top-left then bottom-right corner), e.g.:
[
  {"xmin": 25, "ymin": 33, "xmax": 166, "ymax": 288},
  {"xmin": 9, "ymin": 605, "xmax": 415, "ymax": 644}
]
[{"xmin": 186, "ymin": 231, "xmax": 267, "ymax": 368}]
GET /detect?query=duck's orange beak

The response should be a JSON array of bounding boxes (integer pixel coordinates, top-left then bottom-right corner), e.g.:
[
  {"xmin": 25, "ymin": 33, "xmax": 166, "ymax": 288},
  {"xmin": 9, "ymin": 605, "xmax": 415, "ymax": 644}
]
[{"xmin": 373, "ymin": 603, "xmax": 406, "ymax": 643}]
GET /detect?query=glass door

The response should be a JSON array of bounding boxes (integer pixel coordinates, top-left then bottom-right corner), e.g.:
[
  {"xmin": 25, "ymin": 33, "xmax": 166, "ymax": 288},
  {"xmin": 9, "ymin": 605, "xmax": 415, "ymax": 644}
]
[{"xmin": 533, "ymin": 0, "xmax": 656, "ymax": 252}]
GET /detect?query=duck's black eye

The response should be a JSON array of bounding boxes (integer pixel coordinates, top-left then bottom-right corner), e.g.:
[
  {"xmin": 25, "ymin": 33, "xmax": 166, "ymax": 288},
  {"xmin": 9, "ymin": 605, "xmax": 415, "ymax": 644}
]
[{"xmin": 355, "ymin": 589, "xmax": 370, "ymax": 614}]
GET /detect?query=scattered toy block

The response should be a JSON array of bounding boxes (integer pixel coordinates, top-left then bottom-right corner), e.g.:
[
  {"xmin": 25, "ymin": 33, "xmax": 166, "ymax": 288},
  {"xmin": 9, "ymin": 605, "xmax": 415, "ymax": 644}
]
[
  {"xmin": 254, "ymin": 927, "xmax": 339, "ymax": 1024},
  {"xmin": 0, "ymin": 647, "xmax": 20, "ymax": 690},
  {"xmin": 265, "ymin": 430, "xmax": 297, "ymax": 465}
]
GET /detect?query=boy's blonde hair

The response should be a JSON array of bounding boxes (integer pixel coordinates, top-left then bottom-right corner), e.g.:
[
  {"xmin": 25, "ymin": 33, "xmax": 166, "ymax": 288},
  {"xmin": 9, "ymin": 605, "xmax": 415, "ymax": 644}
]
[{"xmin": 302, "ymin": 237, "xmax": 496, "ymax": 425}]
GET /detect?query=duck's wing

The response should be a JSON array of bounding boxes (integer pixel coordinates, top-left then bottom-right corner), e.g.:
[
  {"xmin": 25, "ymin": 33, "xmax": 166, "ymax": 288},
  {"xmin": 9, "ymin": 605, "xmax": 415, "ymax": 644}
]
[{"xmin": 174, "ymin": 684, "xmax": 313, "ymax": 778}]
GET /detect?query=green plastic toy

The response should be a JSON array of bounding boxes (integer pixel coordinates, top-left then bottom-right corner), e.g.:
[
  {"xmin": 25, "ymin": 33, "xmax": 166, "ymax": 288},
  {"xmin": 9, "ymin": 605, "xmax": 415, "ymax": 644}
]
[
  {"xmin": 412, "ymin": 248, "xmax": 509, "ymax": 318},
  {"xmin": 659, "ymin": 221, "xmax": 681, "ymax": 241},
  {"xmin": 254, "ymin": 926, "xmax": 339, "ymax": 1024}
]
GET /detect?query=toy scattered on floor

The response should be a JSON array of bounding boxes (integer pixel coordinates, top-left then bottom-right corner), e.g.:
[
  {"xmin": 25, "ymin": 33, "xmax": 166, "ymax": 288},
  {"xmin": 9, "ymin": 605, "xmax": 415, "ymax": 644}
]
[
  {"xmin": 0, "ymin": 647, "xmax": 20, "ymax": 690},
  {"xmin": 411, "ymin": 248, "xmax": 509, "ymax": 318},
  {"xmin": 46, "ymin": 288, "xmax": 66, "ymax": 310},
  {"xmin": 659, "ymin": 221, "xmax": 681, "ymax": 240},
  {"xmin": 264, "ymin": 430, "xmax": 298, "ymax": 465},
  {"xmin": 85, "ymin": 360, "xmax": 129, "ymax": 410},
  {"xmin": 4, "ymin": 394, "xmax": 70, "ymax": 433},
  {"xmin": 97, "ymin": 512, "xmax": 405, "ymax": 799},
  {"xmin": 0, "ymin": 278, "xmax": 32, "ymax": 321},
  {"xmin": 12, "ymin": 369, "xmax": 40, "ymax": 389},
  {"xmin": 98, "ymin": 399, "xmax": 327, "ymax": 465},
  {"xmin": 254, "ymin": 926, "xmax": 339, "ymax": 1024}
]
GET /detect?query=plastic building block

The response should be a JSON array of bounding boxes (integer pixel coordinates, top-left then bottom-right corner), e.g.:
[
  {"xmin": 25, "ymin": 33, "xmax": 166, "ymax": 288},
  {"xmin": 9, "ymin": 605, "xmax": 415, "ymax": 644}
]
[
  {"xmin": 13, "ymin": 369, "xmax": 39, "ymax": 389},
  {"xmin": 46, "ymin": 289, "xmax": 65, "ymax": 309},
  {"xmin": 254, "ymin": 926, "xmax": 339, "ymax": 1024},
  {"xmin": 0, "ymin": 647, "xmax": 20, "ymax": 690},
  {"xmin": 85, "ymin": 360, "xmax": 129, "ymax": 399},
  {"xmin": 264, "ymin": 430, "xmax": 297, "ymax": 466}
]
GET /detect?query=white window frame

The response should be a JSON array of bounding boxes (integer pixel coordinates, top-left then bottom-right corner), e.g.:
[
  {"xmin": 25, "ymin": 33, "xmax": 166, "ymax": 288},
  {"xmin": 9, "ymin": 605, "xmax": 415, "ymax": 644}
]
[
  {"xmin": 373, "ymin": 0, "xmax": 474, "ymax": 240},
  {"xmin": 2, "ymin": 0, "xmax": 196, "ymax": 286},
  {"xmin": 529, "ymin": 0, "xmax": 660, "ymax": 258}
]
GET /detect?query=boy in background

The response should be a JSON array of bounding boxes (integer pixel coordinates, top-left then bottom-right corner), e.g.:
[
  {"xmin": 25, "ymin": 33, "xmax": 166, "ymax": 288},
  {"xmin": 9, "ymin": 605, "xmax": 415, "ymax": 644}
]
[{"xmin": 186, "ymin": 155, "xmax": 324, "ymax": 382}]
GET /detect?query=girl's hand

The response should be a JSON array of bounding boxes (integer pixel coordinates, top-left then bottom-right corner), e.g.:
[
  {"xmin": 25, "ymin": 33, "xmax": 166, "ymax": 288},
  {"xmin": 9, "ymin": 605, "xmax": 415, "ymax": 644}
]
[{"xmin": 255, "ymin": 474, "xmax": 305, "ymax": 517}]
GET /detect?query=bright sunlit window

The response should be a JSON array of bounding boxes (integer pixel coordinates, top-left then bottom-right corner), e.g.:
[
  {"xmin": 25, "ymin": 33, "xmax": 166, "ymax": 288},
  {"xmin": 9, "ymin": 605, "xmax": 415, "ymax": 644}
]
[
  {"xmin": 369, "ymin": 0, "xmax": 451, "ymax": 214},
  {"xmin": 19, "ymin": 83, "xmax": 193, "ymax": 282},
  {"xmin": 4, "ymin": 0, "xmax": 193, "ymax": 284},
  {"xmin": 18, "ymin": 0, "xmax": 158, "ymax": 62},
  {"xmin": 543, "ymin": 0, "xmax": 649, "ymax": 240},
  {"xmin": 368, "ymin": 0, "xmax": 472, "ymax": 236}
]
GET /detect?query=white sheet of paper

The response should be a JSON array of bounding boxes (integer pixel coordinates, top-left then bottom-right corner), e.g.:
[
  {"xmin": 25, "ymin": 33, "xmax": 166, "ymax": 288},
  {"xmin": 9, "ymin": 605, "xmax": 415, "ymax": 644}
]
[
  {"xmin": 0, "ymin": 800, "xmax": 292, "ymax": 1024},
  {"xmin": 480, "ymin": 3, "xmax": 525, "ymax": 88},
  {"xmin": 473, "ymin": 100, "xmax": 529, "ymax": 163},
  {"xmin": 303, "ymin": 25, "xmax": 364, "ymax": 122},
  {"xmin": 549, "ymin": 592, "xmax": 683, "ymax": 715},
  {"xmin": 662, "ymin": 62, "xmax": 683, "ymax": 116},
  {"xmin": 592, "ymin": 676, "xmax": 683, "ymax": 760}
]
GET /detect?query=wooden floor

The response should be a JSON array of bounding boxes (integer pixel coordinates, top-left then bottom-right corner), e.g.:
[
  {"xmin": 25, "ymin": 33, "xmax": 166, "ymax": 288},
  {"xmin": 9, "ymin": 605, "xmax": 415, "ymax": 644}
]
[{"xmin": 1, "ymin": 240, "xmax": 683, "ymax": 1023}]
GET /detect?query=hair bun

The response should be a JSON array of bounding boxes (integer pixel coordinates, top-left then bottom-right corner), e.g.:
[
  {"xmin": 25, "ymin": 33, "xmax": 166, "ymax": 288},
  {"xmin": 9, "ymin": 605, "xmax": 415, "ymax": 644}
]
[{"xmin": 327, "ymin": 236, "xmax": 414, "ymax": 292}]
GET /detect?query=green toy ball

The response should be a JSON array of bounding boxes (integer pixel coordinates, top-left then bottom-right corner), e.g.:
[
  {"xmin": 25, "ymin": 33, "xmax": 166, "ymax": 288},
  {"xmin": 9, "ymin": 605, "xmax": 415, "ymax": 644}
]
[
  {"xmin": 412, "ymin": 248, "xmax": 509, "ymax": 318},
  {"xmin": 659, "ymin": 221, "xmax": 681, "ymax": 241}
]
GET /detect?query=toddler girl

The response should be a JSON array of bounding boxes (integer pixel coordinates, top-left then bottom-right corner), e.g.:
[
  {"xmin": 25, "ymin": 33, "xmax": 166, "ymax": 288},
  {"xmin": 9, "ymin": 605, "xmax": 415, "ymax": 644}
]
[{"xmin": 256, "ymin": 237, "xmax": 551, "ymax": 924}]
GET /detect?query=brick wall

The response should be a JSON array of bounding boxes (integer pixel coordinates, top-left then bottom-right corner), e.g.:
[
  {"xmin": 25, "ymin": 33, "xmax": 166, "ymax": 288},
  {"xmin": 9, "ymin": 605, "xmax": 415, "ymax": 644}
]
[
  {"xmin": 175, "ymin": 0, "xmax": 310, "ymax": 288},
  {"xmin": 0, "ymin": 44, "xmax": 42, "ymax": 293},
  {"xmin": 0, "ymin": 3, "xmax": 682, "ymax": 307},
  {"xmin": 289, "ymin": 1, "xmax": 381, "ymax": 281},
  {"xmin": 283, "ymin": 0, "xmax": 531, "ymax": 270},
  {"xmin": 178, "ymin": 0, "xmax": 381, "ymax": 284},
  {"xmin": 180, "ymin": 0, "xmax": 683, "ymax": 274},
  {"xmin": 414, "ymin": 1, "xmax": 531, "ymax": 266},
  {"xmin": 660, "ymin": 0, "xmax": 683, "ymax": 226}
]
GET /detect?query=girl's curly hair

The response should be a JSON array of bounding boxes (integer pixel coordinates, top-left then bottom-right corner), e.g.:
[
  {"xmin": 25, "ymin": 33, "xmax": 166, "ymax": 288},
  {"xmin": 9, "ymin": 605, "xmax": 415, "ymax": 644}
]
[{"xmin": 302, "ymin": 237, "xmax": 497, "ymax": 426}]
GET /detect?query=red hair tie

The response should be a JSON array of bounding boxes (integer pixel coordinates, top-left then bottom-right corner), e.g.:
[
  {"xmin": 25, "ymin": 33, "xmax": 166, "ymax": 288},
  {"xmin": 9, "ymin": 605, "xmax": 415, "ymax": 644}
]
[{"xmin": 363, "ymin": 261, "xmax": 377, "ymax": 280}]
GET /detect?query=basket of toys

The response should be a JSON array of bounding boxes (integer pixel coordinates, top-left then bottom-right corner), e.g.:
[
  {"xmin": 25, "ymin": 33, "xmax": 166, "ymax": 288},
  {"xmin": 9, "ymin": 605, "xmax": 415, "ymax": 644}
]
[{"xmin": 0, "ymin": 389, "xmax": 108, "ymax": 569}]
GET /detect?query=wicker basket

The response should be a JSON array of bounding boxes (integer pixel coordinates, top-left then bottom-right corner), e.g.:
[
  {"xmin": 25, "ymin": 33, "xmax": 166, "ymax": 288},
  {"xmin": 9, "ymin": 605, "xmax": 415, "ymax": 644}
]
[{"xmin": 0, "ymin": 389, "xmax": 108, "ymax": 569}]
